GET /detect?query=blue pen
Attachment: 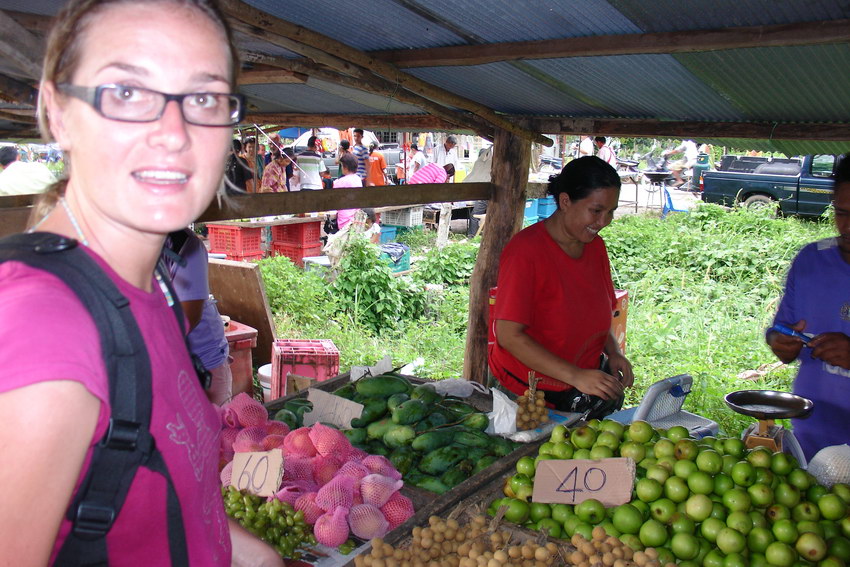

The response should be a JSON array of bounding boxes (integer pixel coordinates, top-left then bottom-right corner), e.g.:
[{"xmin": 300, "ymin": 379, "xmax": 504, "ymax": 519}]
[{"xmin": 771, "ymin": 324, "xmax": 816, "ymax": 344}]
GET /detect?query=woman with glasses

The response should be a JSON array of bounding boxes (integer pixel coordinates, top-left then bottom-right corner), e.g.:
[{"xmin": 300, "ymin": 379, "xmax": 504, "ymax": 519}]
[{"xmin": 0, "ymin": 1, "xmax": 283, "ymax": 565}]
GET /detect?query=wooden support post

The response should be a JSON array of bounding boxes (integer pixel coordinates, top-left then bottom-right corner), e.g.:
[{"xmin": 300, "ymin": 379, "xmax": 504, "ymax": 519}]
[{"xmin": 463, "ymin": 129, "xmax": 531, "ymax": 384}]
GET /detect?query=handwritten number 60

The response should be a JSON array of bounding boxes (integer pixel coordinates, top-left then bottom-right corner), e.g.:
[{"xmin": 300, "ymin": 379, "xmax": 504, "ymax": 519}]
[{"xmin": 237, "ymin": 454, "xmax": 270, "ymax": 493}]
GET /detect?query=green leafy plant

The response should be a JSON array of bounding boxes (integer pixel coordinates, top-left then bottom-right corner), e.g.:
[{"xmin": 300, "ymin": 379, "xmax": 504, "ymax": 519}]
[
  {"xmin": 413, "ymin": 242, "xmax": 479, "ymax": 286},
  {"xmin": 256, "ymin": 255, "xmax": 334, "ymax": 326}
]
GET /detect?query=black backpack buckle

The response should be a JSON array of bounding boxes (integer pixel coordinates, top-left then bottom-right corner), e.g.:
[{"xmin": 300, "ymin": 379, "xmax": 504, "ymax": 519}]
[
  {"xmin": 73, "ymin": 501, "xmax": 116, "ymax": 539},
  {"xmin": 102, "ymin": 419, "xmax": 142, "ymax": 451}
]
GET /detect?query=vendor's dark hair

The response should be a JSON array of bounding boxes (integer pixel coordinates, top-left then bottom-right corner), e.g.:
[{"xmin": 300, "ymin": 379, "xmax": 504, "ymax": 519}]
[
  {"xmin": 363, "ymin": 208, "xmax": 377, "ymax": 223},
  {"xmin": 339, "ymin": 140, "xmax": 350, "ymax": 151},
  {"xmin": 339, "ymin": 153, "xmax": 358, "ymax": 173},
  {"xmin": 833, "ymin": 153, "xmax": 850, "ymax": 187},
  {"xmin": 549, "ymin": 156, "xmax": 620, "ymax": 205}
]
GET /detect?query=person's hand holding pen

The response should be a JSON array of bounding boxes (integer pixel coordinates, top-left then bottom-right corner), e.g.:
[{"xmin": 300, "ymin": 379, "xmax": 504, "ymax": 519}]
[
  {"xmin": 768, "ymin": 321, "xmax": 850, "ymax": 370},
  {"xmin": 809, "ymin": 332, "xmax": 850, "ymax": 370},
  {"xmin": 767, "ymin": 320, "xmax": 812, "ymax": 364}
]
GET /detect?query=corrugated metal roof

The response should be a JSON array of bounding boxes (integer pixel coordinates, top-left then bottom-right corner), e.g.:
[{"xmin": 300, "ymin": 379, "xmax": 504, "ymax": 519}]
[{"xmin": 241, "ymin": 82, "xmax": 425, "ymax": 115}]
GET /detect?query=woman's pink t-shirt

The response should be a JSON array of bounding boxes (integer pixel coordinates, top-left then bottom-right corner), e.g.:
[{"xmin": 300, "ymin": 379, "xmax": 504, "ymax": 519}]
[
  {"xmin": 0, "ymin": 247, "xmax": 231, "ymax": 566},
  {"xmin": 334, "ymin": 173, "xmax": 363, "ymax": 229}
]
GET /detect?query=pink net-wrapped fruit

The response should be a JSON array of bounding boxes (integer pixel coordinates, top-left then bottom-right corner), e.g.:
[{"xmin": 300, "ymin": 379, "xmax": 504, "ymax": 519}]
[
  {"xmin": 229, "ymin": 393, "xmax": 268, "ymax": 428},
  {"xmin": 274, "ymin": 480, "xmax": 316, "ymax": 506},
  {"xmin": 221, "ymin": 427, "xmax": 241, "ymax": 452},
  {"xmin": 380, "ymin": 491, "xmax": 414, "ymax": 530},
  {"xmin": 347, "ymin": 447, "xmax": 369, "ymax": 462},
  {"xmin": 315, "ymin": 474, "xmax": 355, "ymax": 512},
  {"xmin": 221, "ymin": 406, "xmax": 239, "ymax": 429},
  {"xmin": 265, "ymin": 420, "xmax": 290, "ymax": 437},
  {"xmin": 348, "ymin": 504, "xmax": 390, "ymax": 540},
  {"xmin": 283, "ymin": 427, "xmax": 317, "ymax": 458},
  {"xmin": 282, "ymin": 456, "xmax": 314, "ymax": 482},
  {"xmin": 261, "ymin": 434, "xmax": 287, "ymax": 451},
  {"xmin": 361, "ymin": 455, "xmax": 402, "ymax": 480},
  {"xmin": 232, "ymin": 439, "xmax": 262, "ymax": 453},
  {"xmin": 337, "ymin": 460, "xmax": 370, "ymax": 482},
  {"xmin": 294, "ymin": 492, "xmax": 324, "ymax": 525},
  {"xmin": 314, "ymin": 506, "xmax": 350, "ymax": 547},
  {"xmin": 311, "ymin": 454, "xmax": 341, "ymax": 486},
  {"xmin": 220, "ymin": 460, "xmax": 234, "ymax": 487},
  {"xmin": 360, "ymin": 474, "xmax": 403, "ymax": 508},
  {"xmin": 308, "ymin": 422, "xmax": 351, "ymax": 460}
]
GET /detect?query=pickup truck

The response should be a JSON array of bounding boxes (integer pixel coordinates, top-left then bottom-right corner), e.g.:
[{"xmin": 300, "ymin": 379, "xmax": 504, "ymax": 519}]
[{"xmin": 702, "ymin": 154, "xmax": 838, "ymax": 217}]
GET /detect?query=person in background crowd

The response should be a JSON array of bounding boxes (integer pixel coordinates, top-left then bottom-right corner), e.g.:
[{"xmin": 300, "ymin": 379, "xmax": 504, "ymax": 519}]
[
  {"xmin": 351, "ymin": 128, "xmax": 369, "ymax": 181},
  {"xmin": 264, "ymin": 133, "xmax": 281, "ymax": 165},
  {"xmin": 431, "ymin": 134, "xmax": 458, "ymax": 182},
  {"xmin": 407, "ymin": 143, "xmax": 426, "ymax": 178},
  {"xmin": 767, "ymin": 154, "xmax": 850, "ymax": 462},
  {"xmin": 0, "ymin": 0, "xmax": 282, "ymax": 564},
  {"xmin": 243, "ymin": 136, "xmax": 264, "ymax": 181},
  {"xmin": 334, "ymin": 153, "xmax": 362, "ymax": 230},
  {"xmin": 409, "ymin": 162, "xmax": 455, "ymax": 185},
  {"xmin": 663, "ymin": 139, "xmax": 698, "ymax": 187},
  {"xmin": 294, "ymin": 135, "xmax": 328, "ymax": 191},
  {"xmin": 335, "ymin": 139, "xmax": 350, "ymax": 169},
  {"xmin": 363, "ymin": 208, "xmax": 381, "ymax": 244},
  {"xmin": 366, "ymin": 142, "xmax": 388, "ymax": 186},
  {"xmin": 489, "ymin": 157, "xmax": 632, "ymax": 417},
  {"xmin": 578, "ymin": 135, "xmax": 594, "ymax": 158},
  {"xmin": 594, "ymin": 136, "xmax": 617, "ymax": 167},
  {"xmin": 283, "ymin": 146, "xmax": 295, "ymax": 191},
  {"xmin": 163, "ymin": 229, "xmax": 232, "ymax": 405},
  {"xmin": 225, "ymin": 138, "xmax": 254, "ymax": 193},
  {"xmin": 260, "ymin": 147, "xmax": 291, "ymax": 193},
  {"xmin": 0, "ymin": 145, "xmax": 56, "ymax": 195}
]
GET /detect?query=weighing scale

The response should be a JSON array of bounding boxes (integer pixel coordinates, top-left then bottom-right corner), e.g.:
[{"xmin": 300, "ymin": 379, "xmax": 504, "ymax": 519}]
[{"xmin": 724, "ymin": 389, "xmax": 812, "ymax": 466}]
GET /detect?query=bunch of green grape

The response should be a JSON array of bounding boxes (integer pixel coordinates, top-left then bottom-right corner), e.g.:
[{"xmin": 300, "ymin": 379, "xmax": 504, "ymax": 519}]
[{"xmin": 222, "ymin": 486, "xmax": 317, "ymax": 559}]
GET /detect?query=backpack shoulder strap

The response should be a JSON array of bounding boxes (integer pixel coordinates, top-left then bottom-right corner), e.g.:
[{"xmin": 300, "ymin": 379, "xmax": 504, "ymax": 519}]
[{"xmin": 0, "ymin": 233, "xmax": 189, "ymax": 566}]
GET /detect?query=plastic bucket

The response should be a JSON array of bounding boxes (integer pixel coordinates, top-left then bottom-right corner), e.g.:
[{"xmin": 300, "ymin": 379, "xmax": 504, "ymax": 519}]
[{"xmin": 258, "ymin": 363, "xmax": 273, "ymax": 403}]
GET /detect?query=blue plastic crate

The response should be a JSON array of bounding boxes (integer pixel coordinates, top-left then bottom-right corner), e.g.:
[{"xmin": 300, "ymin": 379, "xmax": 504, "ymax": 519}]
[
  {"xmin": 537, "ymin": 196, "xmax": 556, "ymax": 219},
  {"xmin": 522, "ymin": 215, "xmax": 538, "ymax": 227},
  {"xmin": 380, "ymin": 225, "xmax": 397, "ymax": 243},
  {"xmin": 523, "ymin": 199, "xmax": 537, "ymax": 219}
]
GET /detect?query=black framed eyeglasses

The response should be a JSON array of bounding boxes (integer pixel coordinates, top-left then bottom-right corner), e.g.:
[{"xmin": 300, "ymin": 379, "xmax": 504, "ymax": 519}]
[{"xmin": 56, "ymin": 83, "xmax": 245, "ymax": 127}]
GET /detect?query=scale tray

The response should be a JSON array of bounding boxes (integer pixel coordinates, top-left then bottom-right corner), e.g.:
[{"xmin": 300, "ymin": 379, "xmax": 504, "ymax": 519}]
[{"xmin": 724, "ymin": 389, "xmax": 813, "ymax": 420}]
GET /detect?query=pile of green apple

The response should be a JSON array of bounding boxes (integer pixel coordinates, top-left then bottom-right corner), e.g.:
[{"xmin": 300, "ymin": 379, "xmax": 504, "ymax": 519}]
[{"xmin": 488, "ymin": 419, "xmax": 850, "ymax": 567}]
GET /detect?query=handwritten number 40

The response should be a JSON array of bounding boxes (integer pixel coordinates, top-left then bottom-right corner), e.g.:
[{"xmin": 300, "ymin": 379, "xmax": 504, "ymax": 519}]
[
  {"xmin": 556, "ymin": 466, "xmax": 606, "ymax": 499},
  {"xmin": 237, "ymin": 454, "xmax": 270, "ymax": 493}
]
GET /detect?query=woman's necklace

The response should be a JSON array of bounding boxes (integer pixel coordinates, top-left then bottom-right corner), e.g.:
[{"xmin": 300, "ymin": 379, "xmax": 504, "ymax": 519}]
[{"xmin": 59, "ymin": 197, "xmax": 91, "ymax": 247}]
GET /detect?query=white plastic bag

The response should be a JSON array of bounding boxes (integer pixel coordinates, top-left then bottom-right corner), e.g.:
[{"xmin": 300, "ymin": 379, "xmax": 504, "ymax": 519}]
[
  {"xmin": 808, "ymin": 444, "xmax": 850, "ymax": 488},
  {"xmin": 487, "ymin": 388, "xmax": 518, "ymax": 435},
  {"xmin": 432, "ymin": 378, "xmax": 489, "ymax": 398}
]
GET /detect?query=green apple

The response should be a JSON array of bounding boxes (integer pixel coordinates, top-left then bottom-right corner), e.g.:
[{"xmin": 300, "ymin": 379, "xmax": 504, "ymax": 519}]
[
  {"xmin": 636, "ymin": 477, "xmax": 663, "ymax": 502},
  {"xmin": 619, "ymin": 440, "xmax": 646, "ymax": 462},
  {"xmin": 673, "ymin": 459, "xmax": 698, "ymax": 479},
  {"xmin": 685, "ymin": 494, "xmax": 713, "ymax": 522},
  {"xmin": 628, "ymin": 420, "xmax": 655, "ymax": 443},
  {"xmin": 536, "ymin": 517, "xmax": 561, "ymax": 539},
  {"xmin": 671, "ymin": 513, "xmax": 696, "ymax": 535},
  {"xmin": 754, "ymin": 467, "xmax": 776, "ymax": 488},
  {"xmin": 538, "ymin": 441, "xmax": 556, "ymax": 455},
  {"xmin": 598, "ymin": 519, "xmax": 619, "ymax": 537},
  {"xmin": 775, "ymin": 482, "xmax": 801, "ymax": 508},
  {"xmin": 638, "ymin": 518, "xmax": 668, "ymax": 547},
  {"xmin": 574, "ymin": 521, "xmax": 593, "ymax": 540},
  {"xmin": 721, "ymin": 454, "xmax": 738, "ymax": 476},
  {"xmin": 771, "ymin": 518, "xmax": 799, "ymax": 544},
  {"xmin": 819, "ymin": 493, "xmax": 849, "ymax": 520},
  {"xmin": 750, "ymin": 509, "xmax": 769, "ymax": 529},
  {"xmin": 716, "ymin": 527, "xmax": 747, "ymax": 554},
  {"xmin": 723, "ymin": 438, "xmax": 746, "ymax": 459},
  {"xmin": 797, "ymin": 520, "xmax": 824, "ymax": 536},
  {"xmin": 722, "ymin": 488, "xmax": 752, "ymax": 512},
  {"xmin": 551, "ymin": 503, "xmax": 573, "ymax": 524},
  {"xmin": 821, "ymin": 518, "xmax": 840, "ymax": 540},
  {"xmin": 667, "ymin": 425, "xmax": 690, "ymax": 442},
  {"xmin": 599, "ymin": 419, "xmax": 625, "ymax": 439},
  {"xmin": 699, "ymin": 516, "xmax": 726, "ymax": 543},
  {"xmin": 650, "ymin": 497, "xmax": 677, "ymax": 524},
  {"xmin": 696, "ymin": 449, "xmax": 723, "ymax": 475},
  {"xmin": 795, "ymin": 531, "xmax": 828, "ymax": 562},
  {"xmin": 549, "ymin": 424, "xmax": 568, "ymax": 443},
  {"xmin": 508, "ymin": 473, "xmax": 533, "ymax": 497},
  {"xmin": 770, "ymin": 452, "xmax": 795, "ymax": 476},
  {"xmin": 788, "ymin": 467, "xmax": 812, "ymax": 491},
  {"xmin": 665, "ymin": 476, "xmax": 690, "ymax": 503},
  {"xmin": 748, "ymin": 482, "xmax": 775, "ymax": 508},
  {"xmin": 550, "ymin": 441, "xmax": 574, "ymax": 460},
  {"xmin": 713, "ymin": 473, "xmax": 734, "ymax": 496},
  {"xmin": 573, "ymin": 448, "xmax": 591, "ymax": 460},
  {"xmin": 570, "ymin": 426, "xmax": 597, "ymax": 449},
  {"xmin": 726, "ymin": 510, "xmax": 753, "ymax": 535},
  {"xmin": 687, "ymin": 470, "xmax": 714, "ymax": 495},
  {"xmin": 793, "ymin": 501, "xmax": 821, "ymax": 522},
  {"xmin": 747, "ymin": 446, "xmax": 773, "ymax": 469},
  {"xmin": 832, "ymin": 483, "xmax": 850, "ymax": 504},
  {"xmin": 589, "ymin": 445, "xmax": 614, "ymax": 460},
  {"xmin": 575, "ymin": 498, "xmax": 606, "ymax": 524},
  {"xmin": 654, "ymin": 438, "xmax": 676, "ymax": 459},
  {"xmin": 645, "ymin": 464, "xmax": 670, "ymax": 484},
  {"xmin": 731, "ymin": 460, "xmax": 756, "ymax": 487},
  {"xmin": 808, "ymin": 483, "xmax": 830, "ymax": 503},
  {"xmin": 515, "ymin": 455, "xmax": 536, "ymax": 477},
  {"xmin": 765, "ymin": 541, "xmax": 797, "ymax": 567},
  {"xmin": 670, "ymin": 532, "xmax": 700, "ymax": 561},
  {"xmin": 563, "ymin": 515, "xmax": 582, "ymax": 537},
  {"xmin": 595, "ymin": 430, "xmax": 621, "ymax": 450},
  {"xmin": 675, "ymin": 439, "xmax": 699, "ymax": 461},
  {"xmin": 612, "ymin": 503, "xmax": 643, "ymax": 535},
  {"xmin": 828, "ymin": 535, "xmax": 850, "ymax": 562},
  {"xmin": 747, "ymin": 526, "xmax": 775, "ymax": 554},
  {"xmin": 702, "ymin": 549, "xmax": 725, "ymax": 567},
  {"xmin": 766, "ymin": 504, "xmax": 791, "ymax": 524}
]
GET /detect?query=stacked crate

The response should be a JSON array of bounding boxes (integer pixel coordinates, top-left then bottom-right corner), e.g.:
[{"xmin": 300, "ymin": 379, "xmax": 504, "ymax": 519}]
[
  {"xmin": 269, "ymin": 220, "xmax": 323, "ymax": 267},
  {"xmin": 206, "ymin": 224, "xmax": 264, "ymax": 261}
]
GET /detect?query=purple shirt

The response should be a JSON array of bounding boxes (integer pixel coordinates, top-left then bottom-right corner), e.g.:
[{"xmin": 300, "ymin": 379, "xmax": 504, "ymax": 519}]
[
  {"xmin": 773, "ymin": 238, "xmax": 850, "ymax": 461},
  {"xmin": 0, "ymin": 246, "xmax": 230, "ymax": 565},
  {"xmin": 334, "ymin": 173, "xmax": 363, "ymax": 229}
]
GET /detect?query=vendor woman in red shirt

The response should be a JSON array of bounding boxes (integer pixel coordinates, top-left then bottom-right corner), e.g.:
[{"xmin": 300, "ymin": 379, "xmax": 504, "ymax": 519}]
[{"xmin": 489, "ymin": 156, "xmax": 634, "ymax": 417}]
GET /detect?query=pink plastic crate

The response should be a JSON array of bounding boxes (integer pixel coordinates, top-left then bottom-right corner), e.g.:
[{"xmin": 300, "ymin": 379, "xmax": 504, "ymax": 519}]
[
  {"xmin": 270, "ymin": 339, "xmax": 340, "ymax": 399},
  {"xmin": 271, "ymin": 221, "xmax": 322, "ymax": 247},
  {"xmin": 207, "ymin": 224, "xmax": 262, "ymax": 256}
]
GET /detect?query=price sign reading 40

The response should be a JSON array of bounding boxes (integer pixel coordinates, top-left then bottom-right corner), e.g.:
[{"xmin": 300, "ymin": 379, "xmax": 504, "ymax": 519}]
[
  {"xmin": 532, "ymin": 458, "xmax": 635, "ymax": 506},
  {"xmin": 231, "ymin": 449, "xmax": 284, "ymax": 497}
]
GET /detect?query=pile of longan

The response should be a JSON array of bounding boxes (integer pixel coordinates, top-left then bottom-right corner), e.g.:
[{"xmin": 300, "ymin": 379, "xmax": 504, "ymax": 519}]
[
  {"xmin": 568, "ymin": 528, "xmax": 674, "ymax": 567},
  {"xmin": 353, "ymin": 514, "xmax": 560, "ymax": 567},
  {"xmin": 516, "ymin": 388, "xmax": 548, "ymax": 430}
]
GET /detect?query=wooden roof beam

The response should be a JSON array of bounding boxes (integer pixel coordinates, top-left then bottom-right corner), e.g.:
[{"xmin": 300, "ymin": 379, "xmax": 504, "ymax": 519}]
[
  {"xmin": 530, "ymin": 117, "xmax": 850, "ymax": 142},
  {"xmin": 243, "ymin": 112, "xmax": 463, "ymax": 132},
  {"xmin": 221, "ymin": 0, "xmax": 552, "ymax": 147},
  {"xmin": 238, "ymin": 67, "xmax": 307, "ymax": 85},
  {"xmin": 374, "ymin": 19, "xmax": 850, "ymax": 68},
  {"xmin": 0, "ymin": 10, "xmax": 44, "ymax": 79}
]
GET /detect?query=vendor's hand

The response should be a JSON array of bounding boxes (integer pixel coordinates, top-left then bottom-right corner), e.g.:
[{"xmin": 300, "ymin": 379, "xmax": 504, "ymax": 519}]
[
  {"xmin": 767, "ymin": 320, "xmax": 807, "ymax": 364},
  {"xmin": 809, "ymin": 332, "xmax": 850, "ymax": 369},
  {"xmin": 607, "ymin": 353, "xmax": 634, "ymax": 388},
  {"xmin": 229, "ymin": 518, "xmax": 285, "ymax": 567},
  {"xmin": 570, "ymin": 368, "xmax": 624, "ymax": 401}
]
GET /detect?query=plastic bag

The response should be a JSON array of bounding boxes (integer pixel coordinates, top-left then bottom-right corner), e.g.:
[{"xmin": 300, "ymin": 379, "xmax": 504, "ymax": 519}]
[
  {"xmin": 432, "ymin": 378, "xmax": 489, "ymax": 398},
  {"xmin": 486, "ymin": 388, "xmax": 518, "ymax": 435},
  {"xmin": 807, "ymin": 444, "xmax": 850, "ymax": 488}
]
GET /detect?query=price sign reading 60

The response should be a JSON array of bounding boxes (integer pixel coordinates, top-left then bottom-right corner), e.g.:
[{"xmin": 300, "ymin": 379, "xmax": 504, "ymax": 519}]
[
  {"xmin": 532, "ymin": 457, "xmax": 635, "ymax": 507},
  {"xmin": 231, "ymin": 449, "xmax": 284, "ymax": 497}
]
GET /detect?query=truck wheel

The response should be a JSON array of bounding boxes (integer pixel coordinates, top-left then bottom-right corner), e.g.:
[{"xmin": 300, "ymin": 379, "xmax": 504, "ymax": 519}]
[{"xmin": 743, "ymin": 194, "xmax": 778, "ymax": 214}]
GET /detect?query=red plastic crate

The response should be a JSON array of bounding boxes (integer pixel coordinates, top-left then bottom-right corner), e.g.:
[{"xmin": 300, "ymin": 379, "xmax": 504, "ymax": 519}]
[
  {"xmin": 271, "ymin": 221, "xmax": 322, "ymax": 247},
  {"xmin": 224, "ymin": 320, "xmax": 258, "ymax": 397},
  {"xmin": 270, "ymin": 339, "xmax": 340, "ymax": 399},
  {"xmin": 270, "ymin": 242, "xmax": 322, "ymax": 267},
  {"xmin": 207, "ymin": 224, "xmax": 262, "ymax": 256},
  {"xmin": 225, "ymin": 252, "xmax": 264, "ymax": 262}
]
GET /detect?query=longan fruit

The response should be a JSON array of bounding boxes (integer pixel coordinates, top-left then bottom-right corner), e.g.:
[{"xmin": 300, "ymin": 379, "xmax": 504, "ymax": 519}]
[{"xmin": 643, "ymin": 549, "xmax": 658, "ymax": 561}]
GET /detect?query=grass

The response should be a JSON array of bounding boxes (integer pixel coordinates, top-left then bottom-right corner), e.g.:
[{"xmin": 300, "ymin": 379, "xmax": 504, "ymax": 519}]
[{"xmin": 264, "ymin": 204, "xmax": 834, "ymax": 436}]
